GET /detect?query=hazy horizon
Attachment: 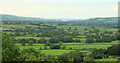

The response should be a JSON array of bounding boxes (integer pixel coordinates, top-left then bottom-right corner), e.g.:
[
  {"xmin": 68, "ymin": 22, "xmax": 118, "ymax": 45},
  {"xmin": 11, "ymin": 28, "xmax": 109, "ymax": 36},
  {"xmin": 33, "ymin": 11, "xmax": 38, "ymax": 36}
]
[
  {"xmin": 0, "ymin": 13, "xmax": 118, "ymax": 20},
  {"xmin": 0, "ymin": 0, "xmax": 118, "ymax": 19}
]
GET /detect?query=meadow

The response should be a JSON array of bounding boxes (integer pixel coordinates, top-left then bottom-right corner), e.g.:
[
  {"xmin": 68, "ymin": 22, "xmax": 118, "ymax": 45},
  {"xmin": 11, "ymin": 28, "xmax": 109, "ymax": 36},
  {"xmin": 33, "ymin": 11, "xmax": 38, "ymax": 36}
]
[{"xmin": 15, "ymin": 40, "xmax": 118, "ymax": 55}]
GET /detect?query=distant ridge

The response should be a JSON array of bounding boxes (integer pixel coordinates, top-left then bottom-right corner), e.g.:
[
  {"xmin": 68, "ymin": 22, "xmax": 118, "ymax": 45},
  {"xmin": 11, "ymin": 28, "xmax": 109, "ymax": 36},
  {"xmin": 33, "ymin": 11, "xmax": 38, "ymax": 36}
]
[
  {"xmin": 0, "ymin": 14, "xmax": 118, "ymax": 24},
  {"xmin": 0, "ymin": 14, "xmax": 61, "ymax": 22}
]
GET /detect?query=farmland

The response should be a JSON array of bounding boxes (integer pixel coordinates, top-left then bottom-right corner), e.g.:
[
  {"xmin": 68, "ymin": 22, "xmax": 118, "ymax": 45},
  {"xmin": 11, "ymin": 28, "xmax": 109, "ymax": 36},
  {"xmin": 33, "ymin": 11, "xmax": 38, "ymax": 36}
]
[{"xmin": 2, "ymin": 15, "xmax": 120, "ymax": 62}]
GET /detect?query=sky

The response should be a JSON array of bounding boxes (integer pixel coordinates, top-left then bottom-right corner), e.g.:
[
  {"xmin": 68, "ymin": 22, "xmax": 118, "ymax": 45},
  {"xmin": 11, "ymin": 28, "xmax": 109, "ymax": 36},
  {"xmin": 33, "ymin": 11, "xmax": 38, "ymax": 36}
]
[{"xmin": 0, "ymin": 0, "xmax": 119, "ymax": 19}]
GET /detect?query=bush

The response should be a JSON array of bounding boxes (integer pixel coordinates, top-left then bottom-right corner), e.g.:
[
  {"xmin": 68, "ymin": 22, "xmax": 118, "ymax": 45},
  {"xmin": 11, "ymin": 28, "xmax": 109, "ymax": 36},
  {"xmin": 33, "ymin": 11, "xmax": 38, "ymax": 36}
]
[
  {"xmin": 44, "ymin": 47, "xmax": 47, "ymax": 49},
  {"xmin": 50, "ymin": 45, "xmax": 60, "ymax": 49},
  {"xmin": 61, "ymin": 45, "xmax": 66, "ymax": 49},
  {"xmin": 107, "ymin": 44, "xmax": 120, "ymax": 55},
  {"xmin": 70, "ymin": 47, "xmax": 72, "ymax": 50}
]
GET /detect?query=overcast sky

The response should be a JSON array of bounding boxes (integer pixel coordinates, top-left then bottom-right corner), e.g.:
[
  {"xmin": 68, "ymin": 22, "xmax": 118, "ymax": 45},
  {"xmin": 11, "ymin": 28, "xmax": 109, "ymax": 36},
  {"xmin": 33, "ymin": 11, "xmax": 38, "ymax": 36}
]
[{"xmin": 0, "ymin": 0, "xmax": 119, "ymax": 19}]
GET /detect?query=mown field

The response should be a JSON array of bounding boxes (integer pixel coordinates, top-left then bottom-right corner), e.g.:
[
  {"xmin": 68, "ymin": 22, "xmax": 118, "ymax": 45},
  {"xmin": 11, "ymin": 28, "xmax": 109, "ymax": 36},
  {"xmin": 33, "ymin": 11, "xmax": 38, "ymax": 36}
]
[{"xmin": 15, "ymin": 40, "xmax": 118, "ymax": 55}]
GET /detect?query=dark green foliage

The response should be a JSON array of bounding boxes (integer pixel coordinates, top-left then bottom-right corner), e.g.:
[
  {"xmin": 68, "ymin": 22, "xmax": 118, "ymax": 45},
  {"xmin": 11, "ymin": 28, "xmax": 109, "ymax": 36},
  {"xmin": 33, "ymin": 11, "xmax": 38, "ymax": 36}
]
[
  {"xmin": 39, "ymin": 47, "xmax": 42, "ymax": 50},
  {"xmin": 91, "ymin": 48, "xmax": 108, "ymax": 59},
  {"xmin": 58, "ymin": 42, "xmax": 62, "ymax": 46},
  {"xmin": 61, "ymin": 45, "xmax": 66, "ymax": 49},
  {"xmin": 57, "ymin": 53, "xmax": 69, "ymax": 62},
  {"xmin": 37, "ymin": 38, "xmax": 47, "ymax": 43},
  {"xmin": 49, "ymin": 37, "xmax": 59, "ymax": 43},
  {"xmin": 15, "ymin": 32, "xmax": 21, "ymax": 36},
  {"xmin": 102, "ymin": 37, "xmax": 112, "ymax": 42},
  {"xmin": 69, "ymin": 27, "xmax": 71, "ymax": 30},
  {"xmin": 21, "ymin": 42, "xmax": 26, "ymax": 46},
  {"xmin": 44, "ymin": 42, "xmax": 52, "ymax": 46},
  {"xmin": 18, "ymin": 48, "xmax": 45, "ymax": 61},
  {"xmin": 85, "ymin": 28, "xmax": 87, "ymax": 30},
  {"xmin": 2, "ymin": 34, "xmax": 20, "ymax": 61},
  {"xmin": 44, "ymin": 46, "xmax": 47, "ymax": 49},
  {"xmin": 57, "ymin": 50, "xmax": 84, "ymax": 62},
  {"xmin": 107, "ymin": 44, "xmax": 120, "ymax": 55},
  {"xmin": 70, "ymin": 47, "xmax": 72, "ymax": 50},
  {"xmin": 59, "ymin": 37, "xmax": 74, "ymax": 43},
  {"xmin": 18, "ymin": 38, "xmax": 36, "ymax": 45},
  {"xmin": 75, "ymin": 28, "xmax": 77, "ymax": 30},
  {"xmin": 93, "ymin": 29, "xmax": 99, "ymax": 33},
  {"xmin": 74, "ymin": 38, "xmax": 81, "ymax": 42},
  {"xmin": 28, "ymin": 40, "xmax": 33, "ymax": 46},
  {"xmin": 85, "ymin": 38, "xmax": 94, "ymax": 43},
  {"xmin": 50, "ymin": 45, "xmax": 60, "ymax": 49}
]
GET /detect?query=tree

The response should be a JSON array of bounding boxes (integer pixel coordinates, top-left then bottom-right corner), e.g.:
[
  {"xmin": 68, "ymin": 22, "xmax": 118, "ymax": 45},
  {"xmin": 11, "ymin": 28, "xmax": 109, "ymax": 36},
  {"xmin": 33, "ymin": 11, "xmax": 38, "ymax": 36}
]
[
  {"xmin": 22, "ymin": 42, "xmax": 26, "ymax": 46},
  {"xmin": 74, "ymin": 38, "xmax": 81, "ymax": 42},
  {"xmin": 91, "ymin": 26, "xmax": 94, "ymax": 29},
  {"xmin": 2, "ymin": 34, "xmax": 20, "ymax": 61},
  {"xmin": 18, "ymin": 47, "xmax": 46, "ymax": 61},
  {"xmin": 49, "ymin": 37, "xmax": 59, "ymax": 43},
  {"xmin": 69, "ymin": 27, "xmax": 71, "ymax": 31},
  {"xmin": 59, "ymin": 42, "xmax": 62, "ymax": 46},
  {"xmin": 70, "ymin": 47, "xmax": 72, "ymax": 50},
  {"xmin": 19, "ymin": 38, "xmax": 26, "ymax": 46},
  {"xmin": 37, "ymin": 38, "xmax": 46, "ymax": 44},
  {"xmin": 107, "ymin": 44, "xmax": 120, "ymax": 55},
  {"xmin": 85, "ymin": 28, "xmax": 87, "ymax": 30},
  {"xmin": 75, "ymin": 28, "xmax": 77, "ymax": 30},
  {"xmin": 57, "ymin": 50, "xmax": 84, "ymax": 62},
  {"xmin": 91, "ymin": 48, "xmax": 108, "ymax": 59},
  {"xmin": 15, "ymin": 32, "xmax": 20, "ymax": 36},
  {"xmin": 28, "ymin": 40, "xmax": 33, "ymax": 46},
  {"xmin": 50, "ymin": 45, "xmax": 60, "ymax": 49},
  {"xmin": 85, "ymin": 38, "xmax": 94, "ymax": 43},
  {"xmin": 44, "ymin": 42, "xmax": 52, "ymax": 46},
  {"xmin": 93, "ymin": 29, "xmax": 99, "ymax": 33},
  {"xmin": 57, "ymin": 53, "xmax": 69, "ymax": 62},
  {"xmin": 61, "ymin": 45, "xmax": 66, "ymax": 49}
]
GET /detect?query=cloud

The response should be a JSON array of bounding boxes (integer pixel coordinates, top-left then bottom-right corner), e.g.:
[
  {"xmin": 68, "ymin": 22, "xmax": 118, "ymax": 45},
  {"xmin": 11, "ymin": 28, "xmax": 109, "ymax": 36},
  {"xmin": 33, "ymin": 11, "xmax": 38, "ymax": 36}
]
[
  {"xmin": 33, "ymin": 7, "xmax": 86, "ymax": 13},
  {"xmin": 0, "ymin": 2, "xmax": 43, "ymax": 17},
  {"xmin": 0, "ymin": 2, "xmax": 117, "ymax": 19},
  {"xmin": 95, "ymin": 8, "xmax": 105, "ymax": 12},
  {"xmin": 112, "ymin": 6, "xmax": 118, "ymax": 11}
]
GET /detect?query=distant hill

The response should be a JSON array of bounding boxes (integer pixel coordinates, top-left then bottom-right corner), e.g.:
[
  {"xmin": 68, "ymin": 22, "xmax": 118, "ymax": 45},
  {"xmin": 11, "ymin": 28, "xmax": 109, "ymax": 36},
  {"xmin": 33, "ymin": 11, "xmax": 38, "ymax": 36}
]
[
  {"xmin": 0, "ymin": 14, "xmax": 61, "ymax": 22},
  {"xmin": 0, "ymin": 14, "xmax": 118, "ymax": 24},
  {"xmin": 82, "ymin": 17, "xmax": 118, "ymax": 24}
]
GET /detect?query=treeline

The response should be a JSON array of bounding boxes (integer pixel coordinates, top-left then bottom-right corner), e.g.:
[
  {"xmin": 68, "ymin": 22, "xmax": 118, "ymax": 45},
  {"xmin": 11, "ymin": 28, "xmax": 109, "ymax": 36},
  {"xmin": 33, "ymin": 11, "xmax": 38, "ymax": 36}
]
[
  {"xmin": 85, "ymin": 28, "xmax": 119, "ymax": 43},
  {"xmin": 90, "ymin": 44, "xmax": 120, "ymax": 59},
  {"xmin": 17, "ymin": 37, "xmax": 81, "ymax": 46}
]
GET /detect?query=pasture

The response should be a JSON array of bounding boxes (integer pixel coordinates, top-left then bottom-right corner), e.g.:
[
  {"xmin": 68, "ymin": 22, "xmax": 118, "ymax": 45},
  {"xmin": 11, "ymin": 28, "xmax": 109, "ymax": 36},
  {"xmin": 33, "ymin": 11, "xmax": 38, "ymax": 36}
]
[{"xmin": 15, "ymin": 40, "xmax": 118, "ymax": 56}]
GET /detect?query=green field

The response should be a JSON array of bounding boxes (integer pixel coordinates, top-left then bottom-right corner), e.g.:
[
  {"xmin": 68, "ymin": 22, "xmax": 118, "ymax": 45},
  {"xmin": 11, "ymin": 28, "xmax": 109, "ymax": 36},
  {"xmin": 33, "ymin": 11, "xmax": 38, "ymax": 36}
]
[
  {"xmin": 40, "ymin": 50, "xmax": 75, "ymax": 55},
  {"xmin": 15, "ymin": 40, "xmax": 118, "ymax": 56},
  {"xmin": 95, "ymin": 58, "xmax": 118, "ymax": 61}
]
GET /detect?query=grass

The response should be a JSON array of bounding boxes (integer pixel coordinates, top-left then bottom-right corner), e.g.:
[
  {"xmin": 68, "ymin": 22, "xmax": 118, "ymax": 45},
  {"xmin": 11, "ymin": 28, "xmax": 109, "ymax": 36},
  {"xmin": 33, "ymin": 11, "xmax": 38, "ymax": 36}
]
[
  {"xmin": 2, "ymin": 25, "xmax": 25, "ymax": 29},
  {"xmin": 40, "ymin": 49, "xmax": 87, "ymax": 56},
  {"xmin": 40, "ymin": 50, "xmax": 75, "ymax": 55},
  {"xmin": 15, "ymin": 40, "xmax": 119, "ymax": 56},
  {"xmin": 95, "ymin": 58, "xmax": 118, "ymax": 61},
  {"xmin": 16, "ymin": 40, "xmax": 118, "ymax": 50},
  {"xmin": 64, "ymin": 44, "xmax": 112, "ymax": 49}
]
